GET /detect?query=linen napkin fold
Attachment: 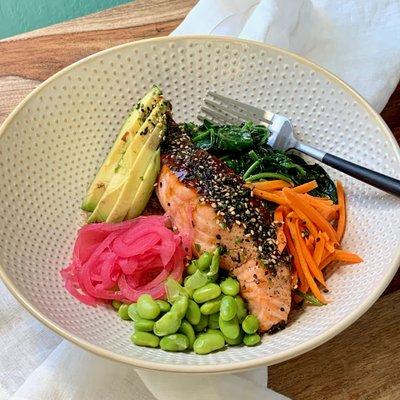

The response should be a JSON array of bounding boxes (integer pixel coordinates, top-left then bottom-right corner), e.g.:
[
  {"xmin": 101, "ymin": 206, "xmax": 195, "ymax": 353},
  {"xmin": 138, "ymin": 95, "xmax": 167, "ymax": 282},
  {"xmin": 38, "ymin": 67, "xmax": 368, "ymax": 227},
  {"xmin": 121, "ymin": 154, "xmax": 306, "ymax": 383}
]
[
  {"xmin": 173, "ymin": 0, "xmax": 400, "ymax": 112},
  {"xmin": 3, "ymin": 0, "xmax": 400, "ymax": 399}
]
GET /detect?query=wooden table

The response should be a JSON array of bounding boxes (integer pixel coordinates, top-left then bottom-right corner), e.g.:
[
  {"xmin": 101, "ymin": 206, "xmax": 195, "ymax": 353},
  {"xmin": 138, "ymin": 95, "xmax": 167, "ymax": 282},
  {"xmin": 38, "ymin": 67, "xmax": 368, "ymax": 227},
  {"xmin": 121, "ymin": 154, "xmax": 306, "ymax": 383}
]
[{"xmin": 1, "ymin": 1, "xmax": 399, "ymax": 398}]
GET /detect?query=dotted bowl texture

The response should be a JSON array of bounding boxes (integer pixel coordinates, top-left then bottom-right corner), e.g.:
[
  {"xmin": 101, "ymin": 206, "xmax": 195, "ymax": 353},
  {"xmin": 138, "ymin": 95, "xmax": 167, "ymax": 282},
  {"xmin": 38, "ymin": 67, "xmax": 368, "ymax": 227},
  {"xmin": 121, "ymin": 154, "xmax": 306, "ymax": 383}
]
[{"xmin": 0, "ymin": 36, "xmax": 399, "ymax": 373}]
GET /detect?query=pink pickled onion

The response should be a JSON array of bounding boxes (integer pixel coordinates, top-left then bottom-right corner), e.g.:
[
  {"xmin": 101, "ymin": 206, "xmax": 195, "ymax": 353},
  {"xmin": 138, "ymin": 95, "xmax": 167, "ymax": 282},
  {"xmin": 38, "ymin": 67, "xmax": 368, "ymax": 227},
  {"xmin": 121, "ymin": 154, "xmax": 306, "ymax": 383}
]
[{"xmin": 61, "ymin": 215, "xmax": 189, "ymax": 306}]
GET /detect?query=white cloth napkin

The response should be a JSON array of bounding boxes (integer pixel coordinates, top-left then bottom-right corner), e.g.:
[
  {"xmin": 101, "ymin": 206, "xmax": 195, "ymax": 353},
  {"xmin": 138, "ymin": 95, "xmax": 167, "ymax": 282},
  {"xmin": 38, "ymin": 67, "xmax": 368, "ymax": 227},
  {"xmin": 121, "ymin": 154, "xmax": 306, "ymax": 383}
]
[
  {"xmin": 2, "ymin": 1, "xmax": 400, "ymax": 399},
  {"xmin": 174, "ymin": 0, "xmax": 400, "ymax": 112}
]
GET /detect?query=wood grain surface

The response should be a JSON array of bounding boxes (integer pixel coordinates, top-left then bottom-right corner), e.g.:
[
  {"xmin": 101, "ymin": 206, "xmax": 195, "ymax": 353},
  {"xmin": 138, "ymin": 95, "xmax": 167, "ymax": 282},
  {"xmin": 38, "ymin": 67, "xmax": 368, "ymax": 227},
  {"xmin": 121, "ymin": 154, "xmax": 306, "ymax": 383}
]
[{"xmin": 0, "ymin": 1, "xmax": 399, "ymax": 398}]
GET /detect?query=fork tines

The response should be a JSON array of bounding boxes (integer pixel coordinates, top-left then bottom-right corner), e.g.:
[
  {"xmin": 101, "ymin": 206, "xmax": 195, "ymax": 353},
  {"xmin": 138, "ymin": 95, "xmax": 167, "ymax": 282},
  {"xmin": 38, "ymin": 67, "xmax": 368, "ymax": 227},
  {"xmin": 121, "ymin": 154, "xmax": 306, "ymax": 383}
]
[{"xmin": 198, "ymin": 92, "xmax": 274, "ymax": 126}]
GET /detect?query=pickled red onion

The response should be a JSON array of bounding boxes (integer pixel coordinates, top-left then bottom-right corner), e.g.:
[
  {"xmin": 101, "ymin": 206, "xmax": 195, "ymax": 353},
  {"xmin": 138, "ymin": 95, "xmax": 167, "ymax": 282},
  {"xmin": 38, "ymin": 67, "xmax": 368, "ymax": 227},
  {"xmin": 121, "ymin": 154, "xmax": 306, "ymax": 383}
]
[{"xmin": 61, "ymin": 215, "xmax": 187, "ymax": 306}]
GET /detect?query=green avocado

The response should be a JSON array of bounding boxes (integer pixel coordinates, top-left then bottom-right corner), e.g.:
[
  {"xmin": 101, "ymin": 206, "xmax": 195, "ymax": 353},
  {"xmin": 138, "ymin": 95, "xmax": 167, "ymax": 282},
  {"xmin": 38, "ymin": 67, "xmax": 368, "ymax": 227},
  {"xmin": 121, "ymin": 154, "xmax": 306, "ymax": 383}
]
[
  {"xmin": 127, "ymin": 148, "xmax": 161, "ymax": 220},
  {"xmin": 88, "ymin": 112, "xmax": 167, "ymax": 223},
  {"xmin": 81, "ymin": 85, "xmax": 162, "ymax": 212}
]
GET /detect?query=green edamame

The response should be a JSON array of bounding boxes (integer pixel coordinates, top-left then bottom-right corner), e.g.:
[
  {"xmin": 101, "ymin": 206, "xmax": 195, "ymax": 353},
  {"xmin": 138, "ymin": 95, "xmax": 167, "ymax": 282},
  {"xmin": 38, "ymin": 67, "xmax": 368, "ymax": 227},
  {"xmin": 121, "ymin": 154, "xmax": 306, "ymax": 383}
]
[
  {"xmin": 118, "ymin": 303, "xmax": 131, "ymax": 320},
  {"xmin": 220, "ymin": 295, "xmax": 237, "ymax": 321},
  {"xmin": 219, "ymin": 315, "xmax": 240, "ymax": 340},
  {"xmin": 186, "ymin": 260, "xmax": 198, "ymax": 275},
  {"xmin": 179, "ymin": 320, "xmax": 196, "ymax": 349},
  {"xmin": 131, "ymin": 331, "xmax": 159, "ymax": 348},
  {"xmin": 156, "ymin": 300, "xmax": 171, "ymax": 313},
  {"xmin": 220, "ymin": 277, "xmax": 240, "ymax": 296},
  {"xmin": 193, "ymin": 283, "xmax": 221, "ymax": 303},
  {"xmin": 197, "ymin": 252, "xmax": 212, "ymax": 271},
  {"xmin": 242, "ymin": 315, "xmax": 259, "ymax": 334},
  {"xmin": 208, "ymin": 313, "xmax": 220, "ymax": 329},
  {"xmin": 235, "ymin": 295, "xmax": 248, "ymax": 322},
  {"xmin": 193, "ymin": 314, "xmax": 209, "ymax": 332},
  {"xmin": 207, "ymin": 247, "xmax": 221, "ymax": 278},
  {"xmin": 134, "ymin": 318, "xmax": 155, "ymax": 332},
  {"xmin": 160, "ymin": 334, "xmax": 189, "ymax": 352},
  {"xmin": 193, "ymin": 332, "xmax": 225, "ymax": 355},
  {"xmin": 137, "ymin": 294, "xmax": 160, "ymax": 320},
  {"xmin": 224, "ymin": 329, "xmax": 244, "ymax": 346},
  {"xmin": 153, "ymin": 311, "xmax": 181, "ymax": 336},
  {"xmin": 170, "ymin": 295, "xmax": 188, "ymax": 319},
  {"xmin": 127, "ymin": 303, "xmax": 139, "ymax": 321},
  {"xmin": 243, "ymin": 333, "xmax": 261, "ymax": 346},
  {"xmin": 185, "ymin": 299, "xmax": 201, "ymax": 325},
  {"xmin": 200, "ymin": 296, "xmax": 222, "ymax": 315},
  {"xmin": 112, "ymin": 300, "xmax": 122, "ymax": 310}
]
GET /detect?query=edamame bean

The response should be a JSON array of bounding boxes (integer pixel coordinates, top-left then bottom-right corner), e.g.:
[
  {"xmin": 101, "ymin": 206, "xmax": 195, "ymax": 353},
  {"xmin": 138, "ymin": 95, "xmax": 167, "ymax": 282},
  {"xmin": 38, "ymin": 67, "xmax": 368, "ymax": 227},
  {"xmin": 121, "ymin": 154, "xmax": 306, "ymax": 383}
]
[
  {"xmin": 193, "ymin": 332, "xmax": 225, "ymax": 355},
  {"xmin": 127, "ymin": 303, "xmax": 139, "ymax": 321},
  {"xmin": 156, "ymin": 300, "xmax": 171, "ymax": 313},
  {"xmin": 137, "ymin": 294, "xmax": 160, "ymax": 320},
  {"xmin": 153, "ymin": 311, "xmax": 181, "ymax": 336},
  {"xmin": 186, "ymin": 260, "xmax": 199, "ymax": 275},
  {"xmin": 242, "ymin": 314, "xmax": 259, "ymax": 334},
  {"xmin": 160, "ymin": 334, "xmax": 189, "ymax": 352},
  {"xmin": 131, "ymin": 331, "xmax": 159, "ymax": 348},
  {"xmin": 208, "ymin": 313, "xmax": 220, "ymax": 329},
  {"xmin": 193, "ymin": 314, "xmax": 209, "ymax": 332},
  {"xmin": 112, "ymin": 300, "xmax": 122, "ymax": 310},
  {"xmin": 220, "ymin": 277, "xmax": 240, "ymax": 296},
  {"xmin": 134, "ymin": 318, "xmax": 155, "ymax": 332},
  {"xmin": 205, "ymin": 329, "xmax": 224, "ymax": 339},
  {"xmin": 118, "ymin": 303, "xmax": 131, "ymax": 320},
  {"xmin": 197, "ymin": 252, "xmax": 212, "ymax": 271},
  {"xmin": 200, "ymin": 296, "xmax": 222, "ymax": 315},
  {"xmin": 170, "ymin": 295, "xmax": 188, "ymax": 319},
  {"xmin": 185, "ymin": 299, "xmax": 201, "ymax": 325},
  {"xmin": 193, "ymin": 283, "xmax": 221, "ymax": 303},
  {"xmin": 235, "ymin": 295, "xmax": 248, "ymax": 322},
  {"xmin": 220, "ymin": 295, "xmax": 237, "ymax": 321},
  {"xmin": 224, "ymin": 329, "xmax": 244, "ymax": 346},
  {"xmin": 219, "ymin": 315, "xmax": 240, "ymax": 340},
  {"xmin": 179, "ymin": 320, "xmax": 196, "ymax": 348},
  {"xmin": 243, "ymin": 333, "xmax": 261, "ymax": 346}
]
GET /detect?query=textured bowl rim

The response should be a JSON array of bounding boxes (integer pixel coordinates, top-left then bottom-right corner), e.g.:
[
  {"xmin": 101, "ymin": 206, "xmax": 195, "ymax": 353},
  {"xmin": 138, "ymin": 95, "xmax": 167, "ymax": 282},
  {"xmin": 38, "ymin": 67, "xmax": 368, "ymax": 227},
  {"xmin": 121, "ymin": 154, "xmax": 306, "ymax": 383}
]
[{"xmin": 0, "ymin": 35, "xmax": 399, "ymax": 374}]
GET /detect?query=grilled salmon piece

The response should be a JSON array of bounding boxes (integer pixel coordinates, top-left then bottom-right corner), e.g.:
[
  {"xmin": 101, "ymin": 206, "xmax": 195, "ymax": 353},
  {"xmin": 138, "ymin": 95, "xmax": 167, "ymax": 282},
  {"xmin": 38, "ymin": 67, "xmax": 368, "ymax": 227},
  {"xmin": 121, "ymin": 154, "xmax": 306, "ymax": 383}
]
[{"xmin": 157, "ymin": 122, "xmax": 291, "ymax": 332}]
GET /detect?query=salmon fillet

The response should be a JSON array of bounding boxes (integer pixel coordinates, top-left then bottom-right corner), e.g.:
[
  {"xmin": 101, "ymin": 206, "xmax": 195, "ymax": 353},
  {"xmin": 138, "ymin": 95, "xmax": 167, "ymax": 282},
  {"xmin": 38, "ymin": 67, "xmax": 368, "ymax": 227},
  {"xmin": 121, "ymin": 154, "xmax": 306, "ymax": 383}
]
[{"xmin": 157, "ymin": 121, "xmax": 291, "ymax": 332}]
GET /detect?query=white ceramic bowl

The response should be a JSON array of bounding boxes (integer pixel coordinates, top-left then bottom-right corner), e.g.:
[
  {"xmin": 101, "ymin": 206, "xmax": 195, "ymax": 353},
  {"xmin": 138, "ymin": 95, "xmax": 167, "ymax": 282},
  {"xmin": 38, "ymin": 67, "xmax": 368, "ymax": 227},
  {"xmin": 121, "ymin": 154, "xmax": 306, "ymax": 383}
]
[{"xmin": 0, "ymin": 36, "xmax": 399, "ymax": 373}]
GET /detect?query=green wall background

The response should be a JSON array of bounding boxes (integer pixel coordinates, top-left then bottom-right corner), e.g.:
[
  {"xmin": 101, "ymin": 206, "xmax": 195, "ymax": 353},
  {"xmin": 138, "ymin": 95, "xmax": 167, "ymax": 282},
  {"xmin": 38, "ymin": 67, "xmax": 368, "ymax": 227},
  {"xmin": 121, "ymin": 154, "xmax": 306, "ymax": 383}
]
[{"xmin": 0, "ymin": 0, "xmax": 131, "ymax": 39}]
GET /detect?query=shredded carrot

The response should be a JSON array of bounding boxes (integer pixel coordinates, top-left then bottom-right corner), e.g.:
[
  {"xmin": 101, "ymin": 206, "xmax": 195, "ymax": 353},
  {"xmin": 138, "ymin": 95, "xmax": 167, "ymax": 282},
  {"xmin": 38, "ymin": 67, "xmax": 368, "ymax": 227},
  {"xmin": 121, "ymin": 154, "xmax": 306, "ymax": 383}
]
[
  {"xmin": 334, "ymin": 250, "xmax": 363, "ymax": 263},
  {"xmin": 320, "ymin": 253, "xmax": 336, "ymax": 270},
  {"xmin": 304, "ymin": 195, "xmax": 338, "ymax": 221},
  {"xmin": 292, "ymin": 180, "xmax": 318, "ymax": 193},
  {"xmin": 253, "ymin": 189, "xmax": 288, "ymax": 205},
  {"xmin": 336, "ymin": 180, "xmax": 346, "ymax": 242},
  {"xmin": 295, "ymin": 220, "xmax": 326, "ymax": 286},
  {"xmin": 274, "ymin": 206, "xmax": 287, "ymax": 253},
  {"xmin": 283, "ymin": 188, "xmax": 339, "ymax": 243},
  {"xmin": 253, "ymin": 180, "xmax": 292, "ymax": 191},
  {"xmin": 305, "ymin": 235, "xmax": 314, "ymax": 253},
  {"xmin": 313, "ymin": 234, "xmax": 325, "ymax": 266},
  {"xmin": 287, "ymin": 219, "xmax": 325, "ymax": 303},
  {"xmin": 286, "ymin": 204, "xmax": 319, "ymax": 239}
]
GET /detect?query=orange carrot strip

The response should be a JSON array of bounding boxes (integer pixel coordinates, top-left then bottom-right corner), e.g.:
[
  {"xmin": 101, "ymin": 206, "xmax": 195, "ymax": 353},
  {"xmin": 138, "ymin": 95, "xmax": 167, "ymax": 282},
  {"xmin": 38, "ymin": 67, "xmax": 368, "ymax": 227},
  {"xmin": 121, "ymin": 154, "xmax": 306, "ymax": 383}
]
[
  {"xmin": 274, "ymin": 206, "xmax": 287, "ymax": 253},
  {"xmin": 285, "ymin": 205, "xmax": 319, "ymax": 239},
  {"xmin": 334, "ymin": 250, "xmax": 363, "ymax": 263},
  {"xmin": 320, "ymin": 253, "xmax": 336, "ymax": 270},
  {"xmin": 305, "ymin": 235, "xmax": 315, "ymax": 253},
  {"xmin": 313, "ymin": 234, "xmax": 325, "ymax": 266},
  {"xmin": 295, "ymin": 220, "xmax": 326, "ymax": 286},
  {"xmin": 283, "ymin": 222, "xmax": 306, "ymax": 290},
  {"xmin": 253, "ymin": 180, "xmax": 292, "ymax": 191},
  {"xmin": 253, "ymin": 189, "xmax": 288, "ymax": 205},
  {"xmin": 287, "ymin": 218, "xmax": 326, "ymax": 303},
  {"xmin": 283, "ymin": 188, "xmax": 339, "ymax": 243},
  {"xmin": 304, "ymin": 195, "xmax": 338, "ymax": 221},
  {"xmin": 304, "ymin": 194, "xmax": 334, "ymax": 206},
  {"xmin": 336, "ymin": 180, "xmax": 346, "ymax": 242},
  {"xmin": 292, "ymin": 180, "xmax": 318, "ymax": 193}
]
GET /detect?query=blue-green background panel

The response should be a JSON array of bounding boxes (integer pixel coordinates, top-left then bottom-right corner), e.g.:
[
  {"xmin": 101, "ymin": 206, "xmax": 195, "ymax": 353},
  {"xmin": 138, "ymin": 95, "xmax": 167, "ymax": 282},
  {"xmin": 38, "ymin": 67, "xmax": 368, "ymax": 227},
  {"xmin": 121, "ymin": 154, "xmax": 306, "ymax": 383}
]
[{"xmin": 0, "ymin": 0, "xmax": 131, "ymax": 39}]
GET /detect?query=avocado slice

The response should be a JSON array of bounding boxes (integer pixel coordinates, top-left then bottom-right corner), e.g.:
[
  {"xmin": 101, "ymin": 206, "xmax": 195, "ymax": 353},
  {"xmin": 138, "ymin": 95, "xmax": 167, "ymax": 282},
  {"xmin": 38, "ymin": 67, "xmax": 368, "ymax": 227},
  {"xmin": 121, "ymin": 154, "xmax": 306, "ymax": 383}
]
[
  {"xmin": 88, "ymin": 114, "xmax": 166, "ymax": 223},
  {"xmin": 81, "ymin": 86, "xmax": 162, "ymax": 212},
  {"xmin": 126, "ymin": 149, "xmax": 161, "ymax": 220},
  {"xmin": 105, "ymin": 121, "xmax": 165, "ymax": 223}
]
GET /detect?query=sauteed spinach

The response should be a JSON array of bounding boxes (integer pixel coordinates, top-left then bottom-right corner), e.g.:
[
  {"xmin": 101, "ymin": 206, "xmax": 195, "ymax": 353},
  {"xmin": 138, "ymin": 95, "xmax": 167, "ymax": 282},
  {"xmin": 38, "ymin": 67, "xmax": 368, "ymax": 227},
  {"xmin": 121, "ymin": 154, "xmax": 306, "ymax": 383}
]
[{"xmin": 183, "ymin": 119, "xmax": 337, "ymax": 202}]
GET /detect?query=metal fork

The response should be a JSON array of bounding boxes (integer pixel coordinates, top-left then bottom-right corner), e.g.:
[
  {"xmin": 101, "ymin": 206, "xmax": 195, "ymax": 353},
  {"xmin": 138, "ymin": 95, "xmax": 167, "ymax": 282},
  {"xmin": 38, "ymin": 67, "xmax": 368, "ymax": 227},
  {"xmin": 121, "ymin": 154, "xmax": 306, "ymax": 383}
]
[{"xmin": 199, "ymin": 92, "xmax": 400, "ymax": 197}]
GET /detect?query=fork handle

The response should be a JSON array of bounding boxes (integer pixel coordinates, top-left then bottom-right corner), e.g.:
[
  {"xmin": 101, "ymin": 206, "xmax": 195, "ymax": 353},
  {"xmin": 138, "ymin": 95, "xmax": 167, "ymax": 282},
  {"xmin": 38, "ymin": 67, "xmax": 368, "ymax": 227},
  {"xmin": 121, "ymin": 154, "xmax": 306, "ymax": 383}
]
[{"xmin": 294, "ymin": 142, "xmax": 400, "ymax": 197}]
